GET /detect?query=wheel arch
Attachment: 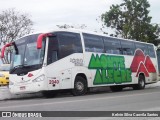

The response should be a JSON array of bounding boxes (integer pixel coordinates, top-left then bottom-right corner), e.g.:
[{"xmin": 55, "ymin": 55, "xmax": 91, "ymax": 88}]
[
  {"xmin": 137, "ymin": 72, "xmax": 146, "ymax": 83},
  {"xmin": 72, "ymin": 73, "xmax": 88, "ymax": 88},
  {"xmin": 71, "ymin": 73, "xmax": 88, "ymax": 96},
  {"xmin": 133, "ymin": 72, "xmax": 146, "ymax": 90}
]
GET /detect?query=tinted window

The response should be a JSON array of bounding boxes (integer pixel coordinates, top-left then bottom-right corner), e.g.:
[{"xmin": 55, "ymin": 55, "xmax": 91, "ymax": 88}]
[
  {"xmin": 157, "ymin": 49, "xmax": 160, "ymax": 72},
  {"xmin": 104, "ymin": 37, "xmax": 122, "ymax": 55},
  {"xmin": 121, "ymin": 40, "xmax": 135, "ymax": 55},
  {"xmin": 147, "ymin": 44, "xmax": 155, "ymax": 58},
  {"xmin": 135, "ymin": 43, "xmax": 148, "ymax": 55},
  {"xmin": 83, "ymin": 33, "xmax": 104, "ymax": 53},
  {"xmin": 47, "ymin": 36, "xmax": 58, "ymax": 65},
  {"xmin": 58, "ymin": 32, "xmax": 82, "ymax": 59}
]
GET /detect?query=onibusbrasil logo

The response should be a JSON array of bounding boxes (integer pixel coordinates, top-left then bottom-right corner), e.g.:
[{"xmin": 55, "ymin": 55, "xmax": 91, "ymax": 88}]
[{"xmin": 88, "ymin": 49, "xmax": 156, "ymax": 85}]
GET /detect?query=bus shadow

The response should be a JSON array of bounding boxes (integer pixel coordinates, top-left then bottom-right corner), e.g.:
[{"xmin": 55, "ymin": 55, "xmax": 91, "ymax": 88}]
[{"xmin": 3, "ymin": 84, "xmax": 159, "ymax": 101}]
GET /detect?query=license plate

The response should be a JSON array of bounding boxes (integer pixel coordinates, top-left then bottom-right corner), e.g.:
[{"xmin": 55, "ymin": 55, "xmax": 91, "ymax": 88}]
[{"xmin": 20, "ymin": 86, "xmax": 26, "ymax": 90}]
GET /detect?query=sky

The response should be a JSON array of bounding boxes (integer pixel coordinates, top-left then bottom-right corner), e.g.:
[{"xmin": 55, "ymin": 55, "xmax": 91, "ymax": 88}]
[{"xmin": 0, "ymin": 0, "xmax": 159, "ymax": 33}]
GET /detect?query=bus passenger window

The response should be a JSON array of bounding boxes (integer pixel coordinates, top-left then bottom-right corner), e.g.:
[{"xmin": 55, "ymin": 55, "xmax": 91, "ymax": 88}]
[
  {"xmin": 121, "ymin": 40, "xmax": 135, "ymax": 55},
  {"xmin": 135, "ymin": 43, "xmax": 148, "ymax": 55},
  {"xmin": 58, "ymin": 32, "xmax": 82, "ymax": 59},
  {"xmin": 104, "ymin": 37, "xmax": 122, "ymax": 55},
  {"xmin": 83, "ymin": 33, "xmax": 104, "ymax": 53},
  {"xmin": 47, "ymin": 51, "xmax": 57, "ymax": 65},
  {"xmin": 147, "ymin": 44, "xmax": 156, "ymax": 58}
]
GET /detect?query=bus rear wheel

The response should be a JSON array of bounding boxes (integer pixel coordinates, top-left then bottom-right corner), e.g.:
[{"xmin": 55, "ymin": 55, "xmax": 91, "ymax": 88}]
[
  {"xmin": 133, "ymin": 75, "xmax": 145, "ymax": 90},
  {"xmin": 71, "ymin": 76, "xmax": 87, "ymax": 96}
]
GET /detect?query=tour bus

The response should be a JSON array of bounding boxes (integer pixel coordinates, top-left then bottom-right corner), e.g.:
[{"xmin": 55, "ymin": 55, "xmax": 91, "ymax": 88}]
[{"xmin": 1, "ymin": 29, "xmax": 159, "ymax": 97}]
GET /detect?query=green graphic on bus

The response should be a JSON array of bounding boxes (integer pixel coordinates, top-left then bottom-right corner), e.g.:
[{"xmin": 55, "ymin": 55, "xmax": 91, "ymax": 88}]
[{"xmin": 88, "ymin": 54, "xmax": 132, "ymax": 85}]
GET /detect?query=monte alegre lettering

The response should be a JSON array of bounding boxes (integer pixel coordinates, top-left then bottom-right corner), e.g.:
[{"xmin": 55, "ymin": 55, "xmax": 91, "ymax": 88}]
[{"xmin": 88, "ymin": 54, "xmax": 132, "ymax": 85}]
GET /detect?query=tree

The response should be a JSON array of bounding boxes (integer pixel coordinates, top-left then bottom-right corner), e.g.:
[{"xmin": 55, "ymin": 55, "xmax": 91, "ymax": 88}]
[
  {"xmin": 0, "ymin": 8, "xmax": 33, "ymax": 63},
  {"xmin": 56, "ymin": 24, "xmax": 87, "ymax": 29},
  {"xmin": 101, "ymin": 0, "xmax": 159, "ymax": 43}
]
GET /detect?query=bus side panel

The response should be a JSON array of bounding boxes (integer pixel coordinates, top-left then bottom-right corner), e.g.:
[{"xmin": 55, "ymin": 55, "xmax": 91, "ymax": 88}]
[
  {"xmin": 83, "ymin": 52, "xmax": 158, "ymax": 87},
  {"xmin": 144, "ymin": 58, "xmax": 158, "ymax": 83},
  {"xmin": 44, "ymin": 53, "xmax": 84, "ymax": 90},
  {"xmin": 84, "ymin": 52, "xmax": 134, "ymax": 87},
  {"xmin": 71, "ymin": 67, "xmax": 93, "ymax": 88}
]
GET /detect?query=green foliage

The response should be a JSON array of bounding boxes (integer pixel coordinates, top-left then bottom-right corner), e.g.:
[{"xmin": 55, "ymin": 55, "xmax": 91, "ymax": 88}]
[
  {"xmin": 0, "ymin": 8, "xmax": 33, "ymax": 45},
  {"xmin": 101, "ymin": 0, "xmax": 159, "ymax": 44}
]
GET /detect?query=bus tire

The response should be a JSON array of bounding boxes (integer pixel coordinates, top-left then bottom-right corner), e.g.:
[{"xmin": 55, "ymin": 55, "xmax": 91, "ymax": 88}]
[
  {"xmin": 71, "ymin": 76, "xmax": 87, "ymax": 96},
  {"xmin": 42, "ymin": 91, "xmax": 57, "ymax": 98},
  {"xmin": 133, "ymin": 75, "xmax": 145, "ymax": 90},
  {"xmin": 110, "ymin": 86, "xmax": 123, "ymax": 92}
]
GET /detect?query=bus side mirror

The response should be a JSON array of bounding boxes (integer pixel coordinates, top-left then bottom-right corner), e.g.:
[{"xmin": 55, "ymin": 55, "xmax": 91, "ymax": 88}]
[
  {"xmin": 37, "ymin": 33, "xmax": 54, "ymax": 49},
  {"xmin": 1, "ymin": 42, "xmax": 13, "ymax": 58}
]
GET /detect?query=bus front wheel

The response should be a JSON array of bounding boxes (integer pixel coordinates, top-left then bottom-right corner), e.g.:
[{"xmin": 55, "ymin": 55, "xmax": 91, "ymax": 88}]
[{"xmin": 71, "ymin": 76, "xmax": 87, "ymax": 96}]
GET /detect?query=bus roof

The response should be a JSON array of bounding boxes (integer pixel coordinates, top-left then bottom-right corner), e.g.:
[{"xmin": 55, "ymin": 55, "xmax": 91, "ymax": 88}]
[{"xmin": 15, "ymin": 28, "xmax": 155, "ymax": 46}]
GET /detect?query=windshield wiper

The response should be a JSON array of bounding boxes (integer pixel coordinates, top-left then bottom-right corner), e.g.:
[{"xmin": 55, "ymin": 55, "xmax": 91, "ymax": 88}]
[{"xmin": 10, "ymin": 64, "xmax": 28, "ymax": 73}]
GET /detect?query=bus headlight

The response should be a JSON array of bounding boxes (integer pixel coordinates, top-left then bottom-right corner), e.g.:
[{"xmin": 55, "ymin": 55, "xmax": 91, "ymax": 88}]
[
  {"xmin": 32, "ymin": 75, "xmax": 45, "ymax": 82},
  {"xmin": 9, "ymin": 81, "xmax": 14, "ymax": 85}
]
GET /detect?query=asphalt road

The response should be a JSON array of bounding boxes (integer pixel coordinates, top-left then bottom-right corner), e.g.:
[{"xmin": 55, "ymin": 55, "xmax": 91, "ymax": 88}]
[{"xmin": 0, "ymin": 83, "xmax": 160, "ymax": 120}]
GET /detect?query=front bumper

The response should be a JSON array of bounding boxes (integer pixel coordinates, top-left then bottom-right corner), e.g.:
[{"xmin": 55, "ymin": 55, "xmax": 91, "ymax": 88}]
[{"xmin": 9, "ymin": 81, "xmax": 47, "ymax": 94}]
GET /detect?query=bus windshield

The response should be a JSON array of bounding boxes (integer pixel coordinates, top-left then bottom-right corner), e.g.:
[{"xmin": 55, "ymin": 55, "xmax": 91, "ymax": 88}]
[{"xmin": 10, "ymin": 34, "xmax": 45, "ymax": 75}]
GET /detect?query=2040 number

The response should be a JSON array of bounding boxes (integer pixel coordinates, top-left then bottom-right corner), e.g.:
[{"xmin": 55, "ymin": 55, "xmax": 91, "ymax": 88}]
[{"xmin": 49, "ymin": 80, "xmax": 59, "ymax": 84}]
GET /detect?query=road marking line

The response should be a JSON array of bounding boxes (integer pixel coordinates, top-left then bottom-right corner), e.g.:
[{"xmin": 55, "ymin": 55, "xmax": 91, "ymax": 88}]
[{"xmin": 0, "ymin": 91, "xmax": 160, "ymax": 109}]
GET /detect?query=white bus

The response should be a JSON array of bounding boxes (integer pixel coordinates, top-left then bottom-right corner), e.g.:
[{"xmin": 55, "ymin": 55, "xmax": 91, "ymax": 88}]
[{"xmin": 1, "ymin": 29, "xmax": 159, "ymax": 97}]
